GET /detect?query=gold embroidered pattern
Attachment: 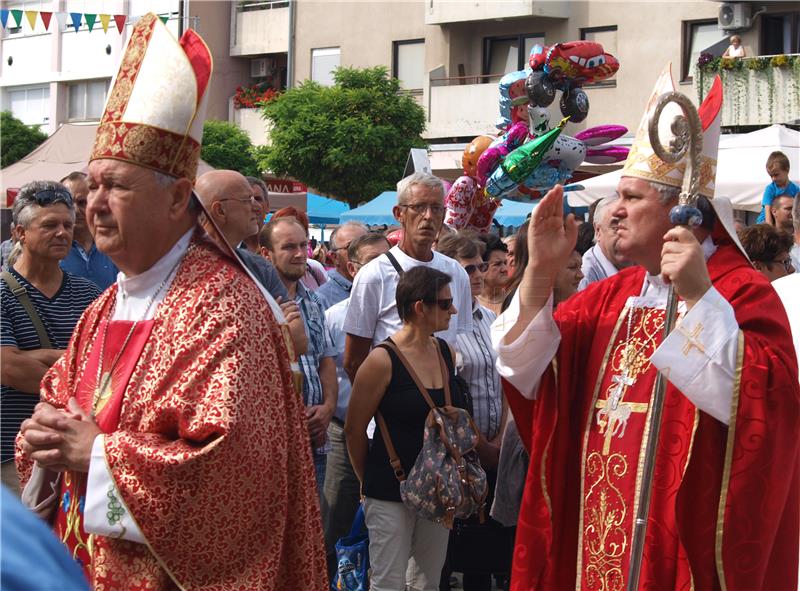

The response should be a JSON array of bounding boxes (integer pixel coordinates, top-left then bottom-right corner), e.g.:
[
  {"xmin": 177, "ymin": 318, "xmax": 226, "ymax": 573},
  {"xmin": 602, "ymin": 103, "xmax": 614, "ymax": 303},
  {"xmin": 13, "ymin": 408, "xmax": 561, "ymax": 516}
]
[{"xmin": 585, "ymin": 452, "xmax": 629, "ymax": 591}]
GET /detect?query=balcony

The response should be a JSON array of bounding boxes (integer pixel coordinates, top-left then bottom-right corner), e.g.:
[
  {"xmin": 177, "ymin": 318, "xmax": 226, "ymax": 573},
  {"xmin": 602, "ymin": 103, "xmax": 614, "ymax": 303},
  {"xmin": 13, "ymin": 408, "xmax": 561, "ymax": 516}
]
[
  {"xmin": 229, "ymin": 98, "xmax": 272, "ymax": 146},
  {"xmin": 696, "ymin": 55, "xmax": 800, "ymax": 126},
  {"xmin": 230, "ymin": 0, "xmax": 289, "ymax": 57},
  {"xmin": 425, "ymin": 0, "xmax": 568, "ymax": 25}
]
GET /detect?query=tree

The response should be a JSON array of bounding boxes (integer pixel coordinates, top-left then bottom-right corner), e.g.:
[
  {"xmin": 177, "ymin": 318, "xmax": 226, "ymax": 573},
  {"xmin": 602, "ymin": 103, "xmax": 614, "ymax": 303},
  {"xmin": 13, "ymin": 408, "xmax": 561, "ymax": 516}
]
[
  {"xmin": 200, "ymin": 120, "xmax": 260, "ymax": 177},
  {"xmin": 1, "ymin": 111, "xmax": 48, "ymax": 168},
  {"xmin": 256, "ymin": 66, "xmax": 427, "ymax": 208}
]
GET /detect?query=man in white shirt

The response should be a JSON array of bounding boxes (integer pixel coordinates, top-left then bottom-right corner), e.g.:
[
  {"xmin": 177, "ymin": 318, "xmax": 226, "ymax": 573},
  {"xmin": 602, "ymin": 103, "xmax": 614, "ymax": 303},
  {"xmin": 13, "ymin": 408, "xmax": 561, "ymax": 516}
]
[
  {"xmin": 343, "ymin": 172, "xmax": 472, "ymax": 382},
  {"xmin": 579, "ymin": 194, "xmax": 632, "ymax": 290},
  {"xmin": 491, "ymin": 68, "xmax": 798, "ymax": 590}
]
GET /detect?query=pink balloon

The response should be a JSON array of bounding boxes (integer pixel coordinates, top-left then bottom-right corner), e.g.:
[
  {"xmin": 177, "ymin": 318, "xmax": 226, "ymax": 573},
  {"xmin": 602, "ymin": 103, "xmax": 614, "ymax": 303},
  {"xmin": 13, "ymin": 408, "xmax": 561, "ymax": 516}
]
[{"xmin": 444, "ymin": 176, "xmax": 479, "ymax": 230}]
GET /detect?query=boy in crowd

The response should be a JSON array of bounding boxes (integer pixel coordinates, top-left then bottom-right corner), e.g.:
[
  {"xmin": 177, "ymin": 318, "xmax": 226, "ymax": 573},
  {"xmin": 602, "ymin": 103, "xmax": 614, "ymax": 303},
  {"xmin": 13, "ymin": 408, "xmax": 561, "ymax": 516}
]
[{"xmin": 758, "ymin": 150, "xmax": 798, "ymax": 225}]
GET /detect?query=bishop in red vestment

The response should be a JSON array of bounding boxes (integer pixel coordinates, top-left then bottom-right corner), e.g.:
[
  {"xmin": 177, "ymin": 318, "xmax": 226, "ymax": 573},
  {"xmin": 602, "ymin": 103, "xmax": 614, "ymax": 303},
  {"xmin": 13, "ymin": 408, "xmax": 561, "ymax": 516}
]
[
  {"xmin": 492, "ymin": 67, "xmax": 799, "ymax": 591},
  {"xmin": 16, "ymin": 13, "xmax": 328, "ymax": 590}
]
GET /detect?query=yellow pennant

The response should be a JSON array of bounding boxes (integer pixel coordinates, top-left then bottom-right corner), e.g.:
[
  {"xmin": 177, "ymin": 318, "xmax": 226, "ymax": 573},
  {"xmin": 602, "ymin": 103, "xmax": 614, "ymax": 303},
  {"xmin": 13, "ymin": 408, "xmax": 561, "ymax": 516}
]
[
  {"xmin": 99, "ymin": 13, "xmax": 110, "ymax": 33},
  {"xmin": 24, "ymin": 10, "xmax": 37, "ymax": 30}
]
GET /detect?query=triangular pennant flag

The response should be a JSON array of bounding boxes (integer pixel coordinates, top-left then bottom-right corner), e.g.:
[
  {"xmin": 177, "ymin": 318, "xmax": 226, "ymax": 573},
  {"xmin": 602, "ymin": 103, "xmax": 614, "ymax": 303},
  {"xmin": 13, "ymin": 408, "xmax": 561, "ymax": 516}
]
[
  {"xmin": 40, "ymin": 11, "xmax": 52, "ymax": 30},
  {"xmin": 99, "ymin": 13, "xmax": 110, "ymax": 33},
  {"xmin": 24, "ymin": 10, "xmax": 37, "ymax": 31},
  {"xmin": 0, "ymin": 10, "xmax": 9, "ymax": 29},
  {"xmin": 69, "ymin": 12, "xmax": 82, "ymax": 32},
  {"xmin": 113, "ymin": 14, "xmax": 126, "ymax": 33},
  {"xmin": 10, "ymin": 9, "xmax": 22, "ymax": 28},
  {"xmin": 158, "ymin": 14, "xmax": 168, "ymax": 25},
  {"xmin": 55, "ymin": 11, "xmax": 69, "ymax": 30},
  {"xmin": 84, "ymin": 13, "xmax": 97, "ymax": 32}
]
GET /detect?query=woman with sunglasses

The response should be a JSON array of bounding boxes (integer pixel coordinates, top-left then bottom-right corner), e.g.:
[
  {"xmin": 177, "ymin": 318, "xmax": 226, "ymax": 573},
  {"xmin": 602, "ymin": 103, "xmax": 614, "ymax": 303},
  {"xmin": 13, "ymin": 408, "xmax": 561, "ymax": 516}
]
[
  {"xmin": 345, "ymin": 265, "xmax": 466, "ymax": 591},
  {"xmin": 436, "ymin": 233, "xmax": 511, "ymax": 591}
]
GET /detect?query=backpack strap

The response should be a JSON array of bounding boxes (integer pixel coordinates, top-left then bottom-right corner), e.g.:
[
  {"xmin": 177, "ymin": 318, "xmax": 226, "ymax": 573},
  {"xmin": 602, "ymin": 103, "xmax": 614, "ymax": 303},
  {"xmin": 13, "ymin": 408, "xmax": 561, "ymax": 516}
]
[
  {"xmin": 380, "ymin": 338, "xmax": 441, "ymax": 409},
  {"xmin": 384, "ymin": 251, "xmax": 404, "ymax": 276},
  {"xmin": 1, "ymin": 271, "xmax": 53, "ymax": 349},
  {"xmin": 374, "ymin": 412, "xmax": 406, "ymax": 482}
]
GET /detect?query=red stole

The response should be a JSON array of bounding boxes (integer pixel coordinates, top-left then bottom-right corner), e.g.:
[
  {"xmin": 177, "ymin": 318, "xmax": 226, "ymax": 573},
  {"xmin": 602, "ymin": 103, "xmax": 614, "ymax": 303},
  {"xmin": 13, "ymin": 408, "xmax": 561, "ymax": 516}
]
[{"xmin": 55, "ymin": 319, "xmax": 154, "ymax": 578}]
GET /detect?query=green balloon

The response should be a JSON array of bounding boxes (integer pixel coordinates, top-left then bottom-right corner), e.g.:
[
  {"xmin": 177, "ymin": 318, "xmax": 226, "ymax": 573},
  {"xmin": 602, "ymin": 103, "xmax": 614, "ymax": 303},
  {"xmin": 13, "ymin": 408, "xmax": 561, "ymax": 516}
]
[{"xmin": 501, "ymin": 121, "xmax": 565, "ymax": 184}]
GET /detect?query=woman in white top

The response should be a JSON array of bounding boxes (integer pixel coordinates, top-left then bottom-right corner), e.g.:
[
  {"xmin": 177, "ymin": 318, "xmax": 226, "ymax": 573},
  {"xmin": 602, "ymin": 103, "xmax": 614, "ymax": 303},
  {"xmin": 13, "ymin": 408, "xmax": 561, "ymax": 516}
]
[{"xmin": 722, "ymin": 35, "xmax": 746, "ymax": 58}]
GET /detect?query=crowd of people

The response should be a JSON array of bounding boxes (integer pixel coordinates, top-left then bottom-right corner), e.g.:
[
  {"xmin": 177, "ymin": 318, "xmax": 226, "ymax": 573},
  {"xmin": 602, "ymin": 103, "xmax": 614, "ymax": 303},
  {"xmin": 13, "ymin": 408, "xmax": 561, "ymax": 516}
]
[{"xmin": 1, "ymin": 13, "xmax": 798, "ymax": 591}]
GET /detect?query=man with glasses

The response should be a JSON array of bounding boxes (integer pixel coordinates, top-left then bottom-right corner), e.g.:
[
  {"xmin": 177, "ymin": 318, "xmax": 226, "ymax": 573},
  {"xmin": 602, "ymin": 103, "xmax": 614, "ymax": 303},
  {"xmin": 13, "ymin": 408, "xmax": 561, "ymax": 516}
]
[
  {"xmin": 322, "ymin": 231, "xmax": 390, "ymax": 576},
  {"xmin": 315, "ymin": 221, "xmax": 368, "ymax": 310},
  {"xmin": 1, "ymin": 181, "xmax": 100, "ymax": 494},
  {"xmin": 196, "ymin": 170, "xmax": 307, "ymax": 355},
  {"xmin": 343, "ymin": 172, "xmax": 472, "ymax": 384},
  {"xmin": 59, "ymin": 171, "xmax": 118, "ymax": 290}
]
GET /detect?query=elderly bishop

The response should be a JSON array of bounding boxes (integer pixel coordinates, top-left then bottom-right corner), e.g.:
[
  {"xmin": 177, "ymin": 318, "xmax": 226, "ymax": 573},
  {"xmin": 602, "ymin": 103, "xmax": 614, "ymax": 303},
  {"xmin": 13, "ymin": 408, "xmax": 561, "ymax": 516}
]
[{"xmin": 17, "ymin": 14, "xmax": 327, "ymax": 590}]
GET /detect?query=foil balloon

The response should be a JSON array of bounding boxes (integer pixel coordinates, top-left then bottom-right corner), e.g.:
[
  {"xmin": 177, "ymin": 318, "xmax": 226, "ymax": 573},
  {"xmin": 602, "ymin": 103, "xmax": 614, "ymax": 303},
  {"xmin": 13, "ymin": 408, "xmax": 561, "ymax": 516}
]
[
  {"xmin": 444, "ymin": 176, "xmax": 479, "ymax": 229},
  {"xmin": 476, "ymin": 121, "xmax": 529, "ymax": 187},
  {"xmin": 466, "ymin": 198, "xmax": 500, "ymax": 233},
  {"xmin": 496, "ymin": 70, "xmax": 530, "ymax": 130},
  {"xmin": 386, "ymin": 229, "xmax": 403, "ymax": 246},
  {"xmin": 462, "ymin": 135, "xmax": 494, "ymax": 179},
  {"xmin": 485, "ymin": 119, "xmax": 566, "ymax": 198}
]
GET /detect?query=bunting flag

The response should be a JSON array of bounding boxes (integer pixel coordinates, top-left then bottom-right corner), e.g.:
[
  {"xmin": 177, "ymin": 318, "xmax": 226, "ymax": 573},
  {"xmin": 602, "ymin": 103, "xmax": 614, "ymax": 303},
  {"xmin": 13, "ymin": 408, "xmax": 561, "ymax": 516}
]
[
  {"xmin": 114, "ymin": 14, "xmax": 126, "ymax": 33},
  {"xmin": 69, "ymin": 12, "xmax": 82, "ymax": 32},
  {"xmin": 24, "ymin": 10, "xmax": 37, "ymax": 30},
  {"xmin": 158, "ymin": 14, "xmax": 168, "ymax": 25},
  {"xmin": 0, "ymin": 10, "xmax": 132, "ymax": 34}
]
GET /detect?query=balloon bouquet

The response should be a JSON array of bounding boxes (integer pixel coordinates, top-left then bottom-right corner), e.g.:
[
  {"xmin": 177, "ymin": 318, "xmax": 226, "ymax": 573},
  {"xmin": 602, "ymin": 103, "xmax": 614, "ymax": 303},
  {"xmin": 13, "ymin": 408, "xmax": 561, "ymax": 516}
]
[{"xmin": 444, "ymin": 40, "xmax": 630, "ymax": 232}]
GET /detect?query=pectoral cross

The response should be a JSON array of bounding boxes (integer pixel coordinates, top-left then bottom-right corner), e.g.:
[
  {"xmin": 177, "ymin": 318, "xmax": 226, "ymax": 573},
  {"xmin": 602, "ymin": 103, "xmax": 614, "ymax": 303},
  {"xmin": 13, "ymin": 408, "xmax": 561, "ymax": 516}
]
[
  {"xmin": 93, "ymin": 372, "xmax": 114, "ymax": 416},
  {"xmin": 678, "ymin": 322, "xmax": 705, "ymax": 356}
]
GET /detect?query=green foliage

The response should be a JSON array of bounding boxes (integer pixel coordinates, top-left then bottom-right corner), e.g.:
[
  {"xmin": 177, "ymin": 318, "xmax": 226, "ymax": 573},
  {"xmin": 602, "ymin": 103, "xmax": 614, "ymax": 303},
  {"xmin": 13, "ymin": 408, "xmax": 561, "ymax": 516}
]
[
  {"xmin": 256, "ymin": 66, "xmax": 427, "ymax": 207},
  {"xmin": 201, "ymin": 120, "xmax": 260, "ymax": 177},
  {"xmin": 0, "ymin": 111, "xmax": 48, "ymax": 168}
]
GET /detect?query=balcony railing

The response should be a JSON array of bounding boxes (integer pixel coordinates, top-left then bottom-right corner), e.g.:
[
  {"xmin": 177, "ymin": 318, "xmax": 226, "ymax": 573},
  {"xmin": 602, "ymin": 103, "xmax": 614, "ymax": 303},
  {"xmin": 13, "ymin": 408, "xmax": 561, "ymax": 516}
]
[
  {"xmin": 231, "ymin": 0, "xmax": 290, "ymax": 56},
  {"xmin": 238, "ymin": 0, "xmax": 290, "ymax": 11},
  {"xmin": 425, "ymin": 0, "xmax": 569, "ymax": 25},
  {"xmin": 696, "ymin": 55, "xmax": 800, "ymax": 126}
]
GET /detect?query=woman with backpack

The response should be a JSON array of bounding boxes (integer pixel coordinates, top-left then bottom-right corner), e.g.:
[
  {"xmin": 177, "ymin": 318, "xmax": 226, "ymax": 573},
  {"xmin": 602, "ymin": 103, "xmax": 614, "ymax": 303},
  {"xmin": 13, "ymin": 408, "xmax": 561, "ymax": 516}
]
[{"xmin": 345, "ymin": 265, "xmax": 472, "ymax": 591}]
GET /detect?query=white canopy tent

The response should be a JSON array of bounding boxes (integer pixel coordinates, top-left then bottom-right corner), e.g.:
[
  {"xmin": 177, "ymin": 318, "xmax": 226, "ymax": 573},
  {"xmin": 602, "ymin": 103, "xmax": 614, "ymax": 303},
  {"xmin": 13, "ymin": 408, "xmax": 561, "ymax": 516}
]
[{"xmin": 567, "ymin": 124, "xmax": 800, "ymax": 212}]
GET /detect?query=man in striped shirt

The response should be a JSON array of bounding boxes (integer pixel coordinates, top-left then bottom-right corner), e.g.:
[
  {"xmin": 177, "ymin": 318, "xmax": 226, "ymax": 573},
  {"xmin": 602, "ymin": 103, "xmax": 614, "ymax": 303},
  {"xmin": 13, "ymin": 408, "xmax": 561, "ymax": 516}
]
[
  {"xmin": 259, "ymin": 216, "xmax": 338, "ymax": 500},
  {"xmin": 1, "ymin": 181, "xmax": 100, "ymax": 494}
]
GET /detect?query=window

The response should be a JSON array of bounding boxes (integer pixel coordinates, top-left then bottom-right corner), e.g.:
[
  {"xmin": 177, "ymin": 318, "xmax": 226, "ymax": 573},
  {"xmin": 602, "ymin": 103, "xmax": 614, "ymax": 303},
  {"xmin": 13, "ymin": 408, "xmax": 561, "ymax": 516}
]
[
  {"xmin": 580, "ymin": 26, "xmax": 618, "ymax": 87},
  {"xmin": 393, "ymin": 39, "xmax": 425, "ymax": 92},
  {"xmin": 483, "ymin": 34, "xmax": 545, "ymax": 79},
  {"xmin": 761, "ymin": 13, "xmax": 800, "ymax": 55},
  {"xmin": 682, "ymin": 20, "xmax": 727, "ymax": 81},
  {"xmin": 7, "ymin": 86, "xmax": 50, "ymax": 126},
  {"xmin": 311, "ymin": 47, "xmax": 340, "ymax": 87},
  {"xmin": 68, "ymin": 80, "xmax": 109, "ymax": 121}
]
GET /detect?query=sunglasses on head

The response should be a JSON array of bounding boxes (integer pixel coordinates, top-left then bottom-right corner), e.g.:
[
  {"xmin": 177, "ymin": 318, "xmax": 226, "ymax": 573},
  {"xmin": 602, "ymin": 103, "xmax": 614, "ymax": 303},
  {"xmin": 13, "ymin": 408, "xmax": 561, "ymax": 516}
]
[
  {"xmin": 421, "ymin": 297, "xmax": 453, "ymax": 311},
  {"xmin": 32, "ymin": 189, "xmax": 73, "ymax": 207},
  {"xmin": 464, "ymin": 262, "xmax": 489, "ymax": 275}
]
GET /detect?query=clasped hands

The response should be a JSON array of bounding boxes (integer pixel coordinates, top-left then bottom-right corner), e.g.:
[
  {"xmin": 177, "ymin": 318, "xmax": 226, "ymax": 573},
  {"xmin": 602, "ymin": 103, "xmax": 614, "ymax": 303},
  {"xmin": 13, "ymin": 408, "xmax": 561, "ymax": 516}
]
[{"xmin": 20, "ymin": 398, "xmax": 101, "ymax": 473}]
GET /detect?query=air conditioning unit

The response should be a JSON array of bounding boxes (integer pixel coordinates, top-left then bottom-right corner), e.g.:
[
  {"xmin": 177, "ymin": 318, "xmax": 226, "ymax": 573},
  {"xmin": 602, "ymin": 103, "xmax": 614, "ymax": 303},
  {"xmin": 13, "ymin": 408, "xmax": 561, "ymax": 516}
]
[
  {"xmin": 250, "ymin": 58, "xmax": 276, "ymax": 78},
  {"xmin": 718, "ymin": 2, "xmax": 752, "ymax": 31}
]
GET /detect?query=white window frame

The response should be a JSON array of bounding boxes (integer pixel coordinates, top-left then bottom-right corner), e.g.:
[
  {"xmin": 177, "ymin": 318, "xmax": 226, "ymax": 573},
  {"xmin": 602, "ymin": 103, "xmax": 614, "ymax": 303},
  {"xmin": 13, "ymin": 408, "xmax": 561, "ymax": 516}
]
[{"xmin": 311, "ymin": 47, "xmax": 341, "ymax": 87}]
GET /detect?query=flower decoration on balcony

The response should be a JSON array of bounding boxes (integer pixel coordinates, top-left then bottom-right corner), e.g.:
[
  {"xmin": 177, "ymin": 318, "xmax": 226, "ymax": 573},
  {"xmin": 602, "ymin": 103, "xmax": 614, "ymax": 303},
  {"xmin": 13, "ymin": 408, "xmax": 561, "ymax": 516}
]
[
  {"xmin": 770, "ymin": 55, "xmax": 790, "ymax": 68},
  {"xmin": 745, "ymin": 57, "xmax": 771, "ymax": 71},
  {"xmin": 719, "ymin": 57, "xmax": 738, "ymax": 70},
  {"xmin": 697, "ymin": 52, "xmax": 716, "ymax": 73},
  {"xmin": 234, "ymin": 84, "xmax": 280, "ymax": 109}
]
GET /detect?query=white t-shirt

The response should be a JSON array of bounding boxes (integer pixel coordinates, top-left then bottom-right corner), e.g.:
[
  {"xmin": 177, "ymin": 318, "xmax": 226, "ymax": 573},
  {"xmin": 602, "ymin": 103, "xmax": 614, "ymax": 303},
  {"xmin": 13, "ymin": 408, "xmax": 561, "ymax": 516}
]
[{"xmin": 343, "ymin": 245, "xmax": 473, "ymax": 346}]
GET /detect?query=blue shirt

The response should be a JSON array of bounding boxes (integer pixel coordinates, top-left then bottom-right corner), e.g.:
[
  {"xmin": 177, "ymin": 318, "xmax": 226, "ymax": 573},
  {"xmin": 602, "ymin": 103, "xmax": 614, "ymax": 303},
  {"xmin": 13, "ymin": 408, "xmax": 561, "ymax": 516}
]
[
  {"xmin": 295, "ymin": 282, "xmax": 337, "ymax": 409},
  {"xmin": 60, "ymin": 241, "xmax": 118, "ymax": 291},
  {"xmin": 757, "ymin": 180, "xmax": 799, "ymax": 223},
  {"xmin": 314, "ymin": 268, "xmax": 352, "ymax": 309}
]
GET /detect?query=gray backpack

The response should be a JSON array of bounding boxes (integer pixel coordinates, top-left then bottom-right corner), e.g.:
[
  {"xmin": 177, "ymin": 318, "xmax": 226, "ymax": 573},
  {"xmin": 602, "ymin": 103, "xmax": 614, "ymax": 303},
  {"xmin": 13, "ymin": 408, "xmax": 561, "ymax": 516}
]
[{"xmin": 376, "ymin": 339, "xmax": 487, "ymax": 528}]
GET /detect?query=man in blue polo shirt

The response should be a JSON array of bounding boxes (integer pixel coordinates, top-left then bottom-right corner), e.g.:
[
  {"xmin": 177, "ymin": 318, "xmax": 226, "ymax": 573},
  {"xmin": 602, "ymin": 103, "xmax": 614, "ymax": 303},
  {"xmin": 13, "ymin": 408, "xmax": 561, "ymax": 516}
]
[{"xmin": 59, "ymin": 171, "xmax": 118, "ymax": 290}]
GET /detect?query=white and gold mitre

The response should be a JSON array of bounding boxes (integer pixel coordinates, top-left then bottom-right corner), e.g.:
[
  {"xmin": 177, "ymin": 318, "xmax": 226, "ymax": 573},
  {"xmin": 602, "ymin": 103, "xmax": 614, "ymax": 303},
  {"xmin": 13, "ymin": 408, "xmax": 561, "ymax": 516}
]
[
  {"xmin": 90, "ymin": 13, "xmax": 212, "ymax": 181},
  {"xmin": 622, "ymin": 64, "xmax": 722, "ymax": 199}
]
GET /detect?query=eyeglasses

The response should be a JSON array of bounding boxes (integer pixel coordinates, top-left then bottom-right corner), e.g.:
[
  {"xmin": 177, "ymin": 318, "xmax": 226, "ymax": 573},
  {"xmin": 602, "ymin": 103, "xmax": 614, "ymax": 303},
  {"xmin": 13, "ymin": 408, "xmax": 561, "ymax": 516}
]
[
  {"xmin": 399, "ymin": 203, "xmax": 445, "ymax": 216},
  {"xmin": 31, "ymin": 189, "xmax": 73, "ymax": 207},
  {"xmin": 772, "ymin": 258, "xmax": 793, "ymax": 272},
  {"xmin": 220, "ymin": 195, "xmax": 257, "ymax": 205},
  {"xmin": 464, "ymin": 262, "xmax": 489, "ymax": 275},
  {"xmin": 421, "ymin": 297, "xmax": 453, "ymax": 311}
]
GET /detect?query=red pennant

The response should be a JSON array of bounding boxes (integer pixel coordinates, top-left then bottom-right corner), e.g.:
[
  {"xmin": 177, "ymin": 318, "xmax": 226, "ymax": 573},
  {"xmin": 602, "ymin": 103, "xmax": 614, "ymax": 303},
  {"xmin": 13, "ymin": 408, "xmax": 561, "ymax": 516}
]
[
  {"xmin": 113, "ymin": 14, "xmax": 126, "ymax": 33},
  {"xmin": 40, "ymin": 11, "xmax": 52, "ymax": 30}
]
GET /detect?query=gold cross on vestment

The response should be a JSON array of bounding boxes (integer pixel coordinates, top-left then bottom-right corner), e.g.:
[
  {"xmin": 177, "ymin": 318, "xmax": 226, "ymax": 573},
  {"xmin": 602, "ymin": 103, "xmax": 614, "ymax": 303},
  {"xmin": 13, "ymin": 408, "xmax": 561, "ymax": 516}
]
[
  {"xmin": 678, "ymin": 322, "xmax": 705, "ymax": 356},
  {"xmin": 595, "ymin": 398, "xmax": 649, "ymax": 455}
]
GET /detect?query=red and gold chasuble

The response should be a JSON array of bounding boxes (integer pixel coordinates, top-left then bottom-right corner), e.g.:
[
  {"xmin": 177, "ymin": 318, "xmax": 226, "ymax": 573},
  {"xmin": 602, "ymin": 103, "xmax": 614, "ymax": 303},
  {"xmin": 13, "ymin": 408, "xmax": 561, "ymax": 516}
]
[
  {"xmin": 578, "ymin": 301, "xmax": 696, "ymax": 591},
  {"xmin": 55, "ymin": 320, "xmax": 154, "ymax": 578}
]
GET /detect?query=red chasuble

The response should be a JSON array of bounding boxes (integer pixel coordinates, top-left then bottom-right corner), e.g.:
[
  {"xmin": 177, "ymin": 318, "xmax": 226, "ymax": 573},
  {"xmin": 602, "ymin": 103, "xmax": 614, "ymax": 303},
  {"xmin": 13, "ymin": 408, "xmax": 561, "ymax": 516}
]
[
  {"xmin": 504, "ymin": 242, "xmax": 799, "ymax": 591},
  {"xmin": 54, "ymin": 320, "xmax": 153, "ymax": 579},
  {"xmin": 17, "ymin": 230, "xmax": 328, "ymax": 590}
]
